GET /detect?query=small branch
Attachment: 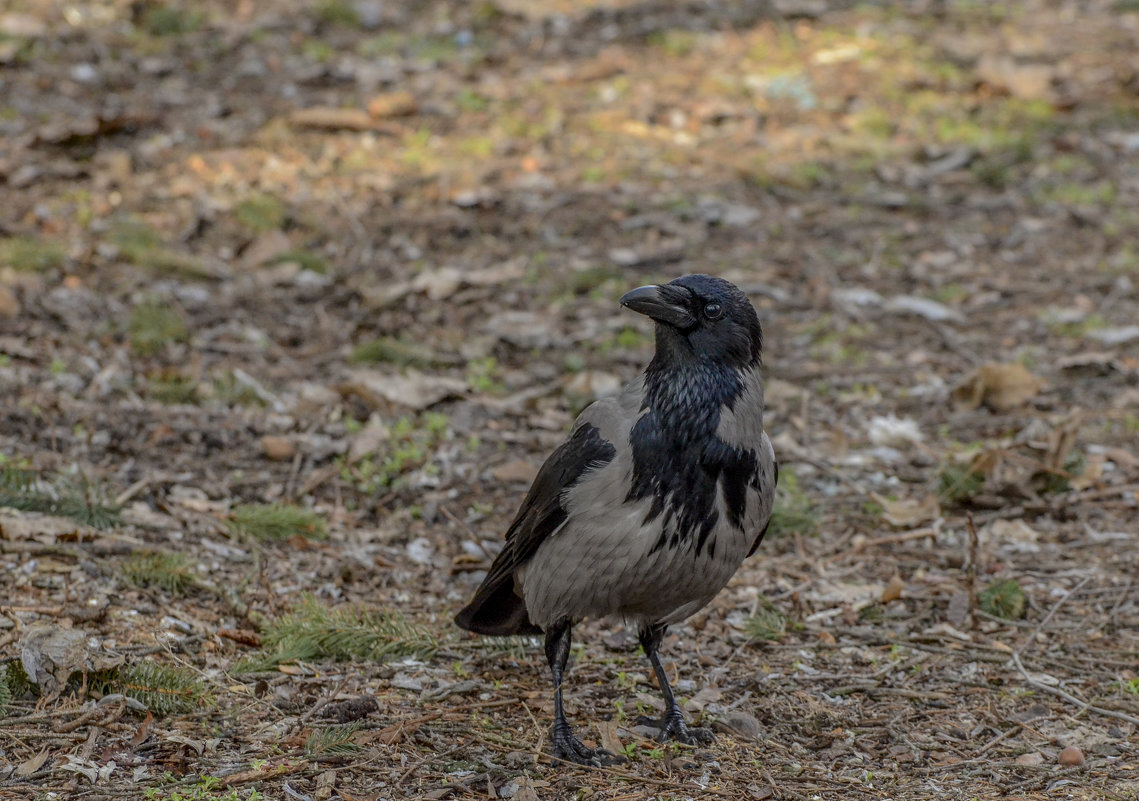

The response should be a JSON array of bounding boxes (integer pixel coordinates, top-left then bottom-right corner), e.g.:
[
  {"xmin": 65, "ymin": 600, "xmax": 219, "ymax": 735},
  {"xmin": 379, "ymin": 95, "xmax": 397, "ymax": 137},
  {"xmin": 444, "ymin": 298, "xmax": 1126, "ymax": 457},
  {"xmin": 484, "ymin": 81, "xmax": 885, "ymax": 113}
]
[
  {"xmin": 1016, "ymin": 575, "xmax": 1092, "ymax": 659},
  {"xmin": 1011, "ymin": 652, "xmax": 1139, "ymax": 727},
  {"xmin": 966, "ymin": 513, "xmax": 979, "ymax": 631}
]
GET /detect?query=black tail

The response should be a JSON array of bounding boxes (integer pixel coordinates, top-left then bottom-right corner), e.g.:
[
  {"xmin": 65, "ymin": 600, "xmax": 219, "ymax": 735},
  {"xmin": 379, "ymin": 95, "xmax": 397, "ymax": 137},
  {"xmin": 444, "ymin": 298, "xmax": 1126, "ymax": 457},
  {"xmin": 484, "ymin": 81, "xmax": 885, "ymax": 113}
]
[{"xmin": 454, "ymin": 578, "xmax": 542, "ymax": 636}]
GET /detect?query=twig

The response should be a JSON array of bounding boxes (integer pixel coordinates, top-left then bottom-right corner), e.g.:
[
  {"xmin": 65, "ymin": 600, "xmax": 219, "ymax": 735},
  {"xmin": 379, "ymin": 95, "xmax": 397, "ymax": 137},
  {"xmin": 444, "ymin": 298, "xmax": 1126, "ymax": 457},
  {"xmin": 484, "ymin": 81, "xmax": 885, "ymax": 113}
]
[
  {"xmin": 1010, "ymin": 652, "xmax": 1139, "ymax": 727},
  {"xmin": 975, "ymin": 723, "xmax": 1022, "ymax": 757},
  {"xmin": 479, "ymin": 736, "xmax": 738, "ymax": 797},
  {"xmin": 846, "ymin": 527, "xmax": 940, "ymax": 554},
  {"xmin": 113, "ymin": 478, "xmax": 151, "ymax": 506},
  {"xmin": 1016, "ymin": 576, "xmax": 1091, "ymax": 659},
  {"xmin": 966, "ymin": 512, "xmax": 978, "ymax": 631}
]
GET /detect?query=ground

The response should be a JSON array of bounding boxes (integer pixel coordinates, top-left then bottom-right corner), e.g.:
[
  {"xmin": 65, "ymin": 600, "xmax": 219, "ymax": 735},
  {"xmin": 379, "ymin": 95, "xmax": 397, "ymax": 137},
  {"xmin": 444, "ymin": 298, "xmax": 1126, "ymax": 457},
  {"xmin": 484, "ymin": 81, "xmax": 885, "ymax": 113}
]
[{"xmin": 1, "ymin": 0, "xmax": 1138, "ymax": 799}]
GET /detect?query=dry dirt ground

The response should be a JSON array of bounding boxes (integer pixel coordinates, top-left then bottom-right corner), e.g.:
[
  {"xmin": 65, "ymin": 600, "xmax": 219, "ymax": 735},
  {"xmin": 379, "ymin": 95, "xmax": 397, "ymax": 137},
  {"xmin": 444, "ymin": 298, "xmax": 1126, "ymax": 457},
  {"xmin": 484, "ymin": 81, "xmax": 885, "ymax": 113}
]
[{"xmin": 1, "ymin": 0, "xmax": 1139, "ymax": 799}]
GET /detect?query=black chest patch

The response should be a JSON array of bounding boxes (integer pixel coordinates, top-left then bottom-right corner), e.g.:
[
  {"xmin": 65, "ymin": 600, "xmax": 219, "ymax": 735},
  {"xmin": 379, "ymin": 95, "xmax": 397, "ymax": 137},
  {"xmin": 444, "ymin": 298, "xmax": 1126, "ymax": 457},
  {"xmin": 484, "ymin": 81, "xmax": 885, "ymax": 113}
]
[{"xmin": 626, "ymin": 365, "xmax": 758, "ymax": 557}]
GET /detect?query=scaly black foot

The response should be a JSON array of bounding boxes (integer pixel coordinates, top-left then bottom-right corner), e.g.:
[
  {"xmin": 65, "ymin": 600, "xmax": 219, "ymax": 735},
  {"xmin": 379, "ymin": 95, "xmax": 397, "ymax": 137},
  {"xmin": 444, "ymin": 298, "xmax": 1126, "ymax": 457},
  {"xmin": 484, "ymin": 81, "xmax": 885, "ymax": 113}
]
[
  {"xmin": 552, "ymin": 722, "xmax": 625, "ymax": 767},
  {"xmin": 635, "ymin": 710, "xmax": 715, "ymax": 746}
]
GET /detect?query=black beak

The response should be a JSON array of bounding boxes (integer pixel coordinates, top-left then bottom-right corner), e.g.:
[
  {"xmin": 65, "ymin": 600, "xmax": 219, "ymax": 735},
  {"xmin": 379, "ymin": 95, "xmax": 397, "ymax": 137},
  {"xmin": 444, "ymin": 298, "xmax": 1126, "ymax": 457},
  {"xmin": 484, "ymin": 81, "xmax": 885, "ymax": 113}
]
[{"xmin": 620, "ymin": 284, "xmax": 697, "ymax": 329}]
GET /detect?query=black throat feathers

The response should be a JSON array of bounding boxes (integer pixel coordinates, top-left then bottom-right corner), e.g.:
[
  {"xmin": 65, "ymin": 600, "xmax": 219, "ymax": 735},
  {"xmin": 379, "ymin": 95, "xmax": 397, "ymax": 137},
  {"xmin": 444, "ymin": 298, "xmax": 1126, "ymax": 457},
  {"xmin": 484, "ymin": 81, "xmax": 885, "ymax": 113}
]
[{"xmin": 626, "ymin": 358, "xmax": 760, "ymax": 559}]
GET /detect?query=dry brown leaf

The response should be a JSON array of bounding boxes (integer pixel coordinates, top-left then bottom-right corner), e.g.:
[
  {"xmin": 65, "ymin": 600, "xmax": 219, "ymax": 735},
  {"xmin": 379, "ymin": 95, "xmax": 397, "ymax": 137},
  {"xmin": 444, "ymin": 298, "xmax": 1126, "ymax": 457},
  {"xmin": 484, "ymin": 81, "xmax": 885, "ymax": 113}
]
[
  {"xmin": 129, "ymin": 712, "xmax": 155, "ymax": 749},
  {"xmin": 595, "ymin": 720, "xmax": 625, "ymax": 756},
  {"xmin": 260, "ymin": 435, "xmax": 295, "ymax": 461},
  {"xmin": 15, "ymin": 748, "xmax": 51, "ymax": 777},
  {"xmin": 872, "ymin": 493, "xmax": 940, "ymax": 528},
  {"xmin": 881, "ymin": 574, "xmax": 906, "ymax": 603},
  {"xmin": 512, "ymin": 778, "xmax": 542, "ymax": 801},
  {"xmin": 343, "ymin": 368, "xmax": 466, "ymax": 410},
  {"xmin": 366, "ymin": 91, "xmax": 418, "ymax": 118},
  {"xmin": 952, "ymin": 363, "xmax": 1042, "ymax": 412},
  {"xmin": 492, "ymin": 459, "xmax": 538, "ymax": 484},
  {"xmin": 217, "ymin": 628, "xmax": 263, "ymax": 647}
]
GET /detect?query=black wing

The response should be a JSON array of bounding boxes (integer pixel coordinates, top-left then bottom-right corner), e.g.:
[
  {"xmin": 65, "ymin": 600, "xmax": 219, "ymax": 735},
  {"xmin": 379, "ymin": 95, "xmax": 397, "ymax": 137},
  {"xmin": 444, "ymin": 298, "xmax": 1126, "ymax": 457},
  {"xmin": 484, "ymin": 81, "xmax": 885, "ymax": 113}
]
[
  {"xmin": 454, "ymin": 421, "xmax": 616, "ymax": 636},
  {"xmin": 747, "ymin": 458, "xmax": 778, "ymax": 557}
]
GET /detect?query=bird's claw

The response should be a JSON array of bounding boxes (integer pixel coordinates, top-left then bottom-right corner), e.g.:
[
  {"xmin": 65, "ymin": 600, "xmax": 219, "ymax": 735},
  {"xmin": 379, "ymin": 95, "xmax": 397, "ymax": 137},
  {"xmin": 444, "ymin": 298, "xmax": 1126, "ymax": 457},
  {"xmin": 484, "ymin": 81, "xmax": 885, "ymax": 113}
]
[
  {"xmin": 551, "ymin": 724, "xmax": 626, "ymax": 767},
  {"xmin": 635, "ymin": 713, "xmax": 715, "ymax": 746}
]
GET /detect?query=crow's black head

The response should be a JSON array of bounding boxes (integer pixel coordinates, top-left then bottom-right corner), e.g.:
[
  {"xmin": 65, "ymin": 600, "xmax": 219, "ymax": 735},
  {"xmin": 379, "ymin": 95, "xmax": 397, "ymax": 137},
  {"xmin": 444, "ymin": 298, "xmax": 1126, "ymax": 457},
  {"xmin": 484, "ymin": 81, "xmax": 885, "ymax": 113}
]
[{"xmin": 620, "ymin": 274, "xmax": 762, "ymax": 369}]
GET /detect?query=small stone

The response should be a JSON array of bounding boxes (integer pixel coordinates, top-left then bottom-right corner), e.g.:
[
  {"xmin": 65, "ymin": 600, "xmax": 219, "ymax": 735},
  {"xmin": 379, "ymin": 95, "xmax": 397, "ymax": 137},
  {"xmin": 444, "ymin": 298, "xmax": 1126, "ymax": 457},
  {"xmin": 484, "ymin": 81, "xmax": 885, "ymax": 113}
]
[
  {"xmin": 260, "ymin": 435, "xmax": 295, "ymax": 461},
  {"xmin": 1058, "ymin": 745, "xmax": 1084, "ymax": 766},
  {"xmin": 406, "ymin": 536, "xmax": 434, "ymax": 565},
  {"xmin": 1015, "ymin": 752, "xmax": 1044, "ymax": 765},
  {"xmin": 70, "ymin": 63, "xmax": 99, "ymax": 84}
]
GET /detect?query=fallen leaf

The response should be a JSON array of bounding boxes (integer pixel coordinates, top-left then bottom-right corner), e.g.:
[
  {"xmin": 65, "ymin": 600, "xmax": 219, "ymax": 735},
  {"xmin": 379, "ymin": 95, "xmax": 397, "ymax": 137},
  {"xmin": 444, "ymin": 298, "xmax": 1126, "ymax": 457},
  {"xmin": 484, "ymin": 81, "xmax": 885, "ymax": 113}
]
[
  {"xmin": 15, "ymin": 748, "xmax": 51, "ymax": 777},
  {"xmin": 872, "ymin": 492, "xmax": 940, "ymax": 528},
  {"xmin": 881, "ymin": 574, "xmax": 906, "ymax": 603},
  {"xmin": 868, "ymin": 415, "xmax": 923, "ymax": 447},
  {"xmin": 885, "ymin": 294, "xmax": 965, "ymax": 322},
  {"xmin": 713, "ymin": 710, "xmax": 764, "ymax": 742},
  {"xmin": 492, "ymin": 459, "xmax": 538, "ymax": 484},
  {"xmin": 977, "ymin": 53, "xmax": 1056, "ymax": 100},
  {"xmin": 952, "ymin": 363, "xmax": 1041, "ymax": 412},
  {"xmin": 512, "ymin": 778, "xmax": 541, "ymax": 801},
  {"xmin": 343, "ymin": 368, "xmax": 466, "ymax": 410},
  {"xmin": 260, "ymin": 435, "xmax": 295, "ymax": 461},
  {"xmin": 217, "ymin": 628, "xmax": 263, "ymax": 647},
  {"xmin": 366, "ymin": 91, "xmax": 418, "ymax": 118},
  {"xmin": 984, "ymin": 519, "xmax": 1039, "ymax": 546},
  {"xmin": 683, "ymin": 686, "xmax": 722, "ymax": 713},
  {"xmin": 596, "ymin": 720, "xmax": 625, "ymax": 756}
]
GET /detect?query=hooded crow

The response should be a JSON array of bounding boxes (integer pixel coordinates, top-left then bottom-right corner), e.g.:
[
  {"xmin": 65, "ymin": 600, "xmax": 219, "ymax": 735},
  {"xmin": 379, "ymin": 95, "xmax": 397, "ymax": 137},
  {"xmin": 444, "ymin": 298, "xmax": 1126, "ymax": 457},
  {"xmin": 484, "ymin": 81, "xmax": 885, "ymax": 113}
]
[{"xmin": 455, "ymin": 274, "xmax": 777, "ymax": 766}]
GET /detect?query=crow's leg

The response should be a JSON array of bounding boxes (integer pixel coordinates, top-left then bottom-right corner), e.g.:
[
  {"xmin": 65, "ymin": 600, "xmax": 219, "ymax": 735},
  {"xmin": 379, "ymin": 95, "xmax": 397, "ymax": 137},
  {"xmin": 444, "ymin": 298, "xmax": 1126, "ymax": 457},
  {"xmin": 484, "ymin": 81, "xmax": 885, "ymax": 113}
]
[
  {"xmin": 635, "ymin": 623, "xmax": 714, "ymax": 746},
  {"xmin": 545, "ymin": 619, "xmax": 623, "ymax": 767}
]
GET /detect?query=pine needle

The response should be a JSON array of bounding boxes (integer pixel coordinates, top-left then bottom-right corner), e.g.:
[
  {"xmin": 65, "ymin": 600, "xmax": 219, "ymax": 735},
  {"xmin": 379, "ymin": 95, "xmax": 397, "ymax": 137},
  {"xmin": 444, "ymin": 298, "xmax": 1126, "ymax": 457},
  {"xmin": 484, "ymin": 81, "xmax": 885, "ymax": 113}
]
[
  {"xmin": 980, "ymin": 578, "xmax": 1027, "ymax": 620},
  {"xmin": 121, "ymin": 551, "xmax": 197, "ymax": 593},
  {"xmin": 305, "ymin": 722, "xmax": 363, "ymax": 756},
  {"xmin": 226, "ymin": 503, "xmax": 327, "ymax": 542},
  {"xmin": 0, "ymin": 467, "xmax": 120, "ymax": 529},
  {"xmin": 94, "ymin": 663, "xmax": 211, "ymax": 716},
  {"xmin": 745, "ymin": 598, "xmax": 788, "ymax": 641},
  {"xmin": 237, "ymin": 595, "xmax": 436, "ymax": 672},
  {"xmin": 3, "ymin": 660, "xmax": 34, "ymax": 700},
  {"xmin": 0, "ymin": 667, "xmax": 12, "ymax": 715},
  {"xmin": 767, "ymin": 470, "xmax": 820, "ymax": 538}
]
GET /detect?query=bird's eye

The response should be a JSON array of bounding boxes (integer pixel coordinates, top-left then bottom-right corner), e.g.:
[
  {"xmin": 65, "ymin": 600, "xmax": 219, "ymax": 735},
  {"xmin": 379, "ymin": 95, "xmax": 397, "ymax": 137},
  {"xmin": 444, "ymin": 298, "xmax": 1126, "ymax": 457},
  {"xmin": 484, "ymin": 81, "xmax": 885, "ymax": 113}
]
[{"xmin": 703, "ymin": 302, "xmax": 723, "ymax": 320}]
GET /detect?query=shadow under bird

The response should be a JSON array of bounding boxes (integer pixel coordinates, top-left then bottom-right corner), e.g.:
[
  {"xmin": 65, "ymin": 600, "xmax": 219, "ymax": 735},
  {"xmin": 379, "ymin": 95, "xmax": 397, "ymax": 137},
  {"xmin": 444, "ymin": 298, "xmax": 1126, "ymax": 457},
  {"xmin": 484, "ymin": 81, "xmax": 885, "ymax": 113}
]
[{"xmin": 455, "ymin": 274, "xmax": 778, "ymax": 766}]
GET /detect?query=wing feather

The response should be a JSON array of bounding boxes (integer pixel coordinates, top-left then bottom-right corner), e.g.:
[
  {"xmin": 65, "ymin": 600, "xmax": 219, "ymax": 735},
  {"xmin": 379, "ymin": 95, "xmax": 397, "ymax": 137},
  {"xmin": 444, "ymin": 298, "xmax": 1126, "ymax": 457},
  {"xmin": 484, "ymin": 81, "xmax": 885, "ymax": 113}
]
[{"xmin": 454, "ymin": 419, "xmax": 617, "ymax": 635}]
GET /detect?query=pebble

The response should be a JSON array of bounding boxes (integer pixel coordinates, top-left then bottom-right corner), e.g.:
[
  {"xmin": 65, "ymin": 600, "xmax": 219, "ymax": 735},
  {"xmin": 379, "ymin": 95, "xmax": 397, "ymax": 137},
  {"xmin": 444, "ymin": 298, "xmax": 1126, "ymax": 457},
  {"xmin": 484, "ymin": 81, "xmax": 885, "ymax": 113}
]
[
  {"xmin": 1015, "ymin": 752, "xmax": 1044, "ymax": 766},
  {"xmin": 1058, "ymin": 745, "xmax": 1085, "ymax": 766}
]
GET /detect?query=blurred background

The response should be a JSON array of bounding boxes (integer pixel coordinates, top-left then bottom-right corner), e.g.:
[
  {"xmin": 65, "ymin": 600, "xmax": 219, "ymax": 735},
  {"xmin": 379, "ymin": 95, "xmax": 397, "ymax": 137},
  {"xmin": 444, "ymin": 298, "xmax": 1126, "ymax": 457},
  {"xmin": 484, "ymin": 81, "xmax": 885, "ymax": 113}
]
[{"xmin": 1, "ymin": 0, "xmax": 1138, "ymax": 798}]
